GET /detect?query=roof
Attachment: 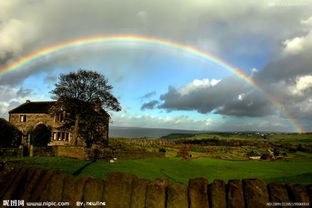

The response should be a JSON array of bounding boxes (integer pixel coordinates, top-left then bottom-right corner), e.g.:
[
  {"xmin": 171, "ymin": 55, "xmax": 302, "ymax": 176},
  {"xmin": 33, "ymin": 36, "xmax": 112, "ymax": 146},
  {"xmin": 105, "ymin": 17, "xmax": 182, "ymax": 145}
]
[
  {"xmin": 9, "ymin": 100, "xmax": 110, "ymax": 117},
  {"xmin": 9, "ymin": 101, "xmax": 55, "ymax": 114}
]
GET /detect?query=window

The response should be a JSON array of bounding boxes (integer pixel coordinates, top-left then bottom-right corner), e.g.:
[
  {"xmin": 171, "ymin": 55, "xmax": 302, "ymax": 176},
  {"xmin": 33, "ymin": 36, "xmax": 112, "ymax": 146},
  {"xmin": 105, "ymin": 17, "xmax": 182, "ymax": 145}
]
[
  {"xmin": 58, "ymin": 132, "xmax": 61, "ymax": 140},
  {"xmin": 61, "ymin": 132, "xmax": 65, "ymax": 140},
  {"xmin": 52, "ymin": 131, "xmax": 70, "ymax": 141},
  {"xmin": 55, "ymin": 112, "xmax": 65, "ymax": 122},
  {"xmin": 53, "ymin": 132, "xmax": 57, "ymax": 140},
  {"xmin": 20, "ymin": 115, "xmax": 26, "ymax": 122}
]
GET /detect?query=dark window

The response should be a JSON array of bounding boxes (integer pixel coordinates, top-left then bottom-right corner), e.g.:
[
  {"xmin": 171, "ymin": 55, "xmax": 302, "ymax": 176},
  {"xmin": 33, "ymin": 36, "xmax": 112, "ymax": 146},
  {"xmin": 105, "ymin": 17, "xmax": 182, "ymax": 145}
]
[
  {"xmin": 57, "ymin": 132, "xmax": 61, "ymax": 140},
  {"xmin": 55, "ymin": 112, "xmax": 65, "ymax": 122}
]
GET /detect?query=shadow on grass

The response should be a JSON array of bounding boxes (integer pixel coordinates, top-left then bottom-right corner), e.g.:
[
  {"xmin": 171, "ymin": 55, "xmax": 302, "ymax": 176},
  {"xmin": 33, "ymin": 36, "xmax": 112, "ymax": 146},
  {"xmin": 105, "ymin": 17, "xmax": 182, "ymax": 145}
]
[
  {"xmin": 267, "ymin": 172, "xmax": 312, "ymax": 185},
  {"xmin": 72, "ymin": 161, "xmax": 95, "ymax": 176},
  {"xmin": 160, "ymin": 169, "xmax": 179, "ymax": 183}
]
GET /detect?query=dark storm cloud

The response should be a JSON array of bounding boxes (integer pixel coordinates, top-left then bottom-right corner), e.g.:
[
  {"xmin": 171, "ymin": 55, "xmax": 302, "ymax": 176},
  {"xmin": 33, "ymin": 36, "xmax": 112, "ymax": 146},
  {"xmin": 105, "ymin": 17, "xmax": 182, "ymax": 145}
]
[
  {"xmin": 1, "ymin": 0, "xmax": 312, "ymax": 131},
  {"xmin": 214, "ymin": 91, "xmax": 274, "ymax": 117},
  {"xmin": 158, "ymin": 76, "xmax": 255, "ymax": 114},
  {"xmin": 1, "ymin": 0, "xmax": 311, "ymax": 85},
  {"xmin": 254, "ymin": 53, "xmax": 312, "ymax": 84},
  {"xmin": 141, "ymin": 100, "xmax": 159, "ymax": 110}
]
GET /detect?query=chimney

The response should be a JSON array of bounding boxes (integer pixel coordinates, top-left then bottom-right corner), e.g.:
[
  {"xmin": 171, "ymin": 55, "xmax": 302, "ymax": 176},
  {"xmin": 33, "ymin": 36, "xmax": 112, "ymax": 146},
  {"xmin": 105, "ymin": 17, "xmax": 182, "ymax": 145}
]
[{"xmin": 26, "ymin": 100, "xmax": 31, "ymax": 103}]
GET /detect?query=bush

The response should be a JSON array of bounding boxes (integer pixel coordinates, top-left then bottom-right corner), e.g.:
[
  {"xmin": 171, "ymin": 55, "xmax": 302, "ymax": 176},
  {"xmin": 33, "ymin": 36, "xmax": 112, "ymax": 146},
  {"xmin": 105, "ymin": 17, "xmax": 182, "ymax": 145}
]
[
  {"xmin": 159, "ymin": 147, "xmax": 166, "ymax": 153},
  {"xmin": 30, "ymin": 124, "xmax": 51, "ymax": 146},
  {"xmin": 0, "ymin": 118, "xmax": 22, "ymax": 147}
]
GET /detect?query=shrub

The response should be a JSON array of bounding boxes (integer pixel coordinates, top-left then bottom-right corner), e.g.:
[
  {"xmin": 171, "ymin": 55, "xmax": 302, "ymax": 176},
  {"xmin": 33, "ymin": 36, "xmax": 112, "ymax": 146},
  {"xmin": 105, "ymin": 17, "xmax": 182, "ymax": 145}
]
[
  {"xmin": 0, "ymin": 118, "xmax": 22, "ymax": 147},
  {"xmin": 159, "ymin": 147, "xmax": 166, "ymax": 153},
  {"xmin": 30, "ymin": 124, "xmax": 51, "ymax": 146}
]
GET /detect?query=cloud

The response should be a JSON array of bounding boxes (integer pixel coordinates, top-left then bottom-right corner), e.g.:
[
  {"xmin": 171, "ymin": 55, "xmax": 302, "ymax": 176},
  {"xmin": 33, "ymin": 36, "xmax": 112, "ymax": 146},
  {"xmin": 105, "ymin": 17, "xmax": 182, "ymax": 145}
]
[
  {"xmin": 0, "ymin": 85, "xmax": 32, "ymax": 117},
  {"xmin": 214, "ymin": 91, "xmax": 274, "ymax": 117},
  {"xmin": 283, "ymin": 30, "xmax": 312, "ymax": 55},
  {"xmin": 140, "ymin": 91, "xmax": 156, "ymax": 100},
  {"xmin": 141, "ymin": 100, "xmax": 159, "ymax": 110},
  {"xmin": 1, "ymin": 0, "xmax": 312, "ymax": 131},
  {"xmin": 1, "ymin": 0, "xmax": 311, "ymax": 85},
  {"xmin": 110, "ymin": 112, "xmax": 297, "ymax": 132},
  {"xmin": 44, "ymin": 74, "xmax": 58, "ymax": 85},
  {"xmin": 158, "ymin": 77, "xmax": 251, "ymax": 114},
  {"xmin": 0, "ymin": 18, "xmax": 37, "ymax": 61},
  {"xmin": 289, "ymin": 75, "xmax": 312, "ymax": 95},
  {"xmin": 111, "ymin": 113, "xmax": 214, "ymax": 130},
  {"xmin": 178, "ymin": 79, "xmax": 220, "ymax": 95}
]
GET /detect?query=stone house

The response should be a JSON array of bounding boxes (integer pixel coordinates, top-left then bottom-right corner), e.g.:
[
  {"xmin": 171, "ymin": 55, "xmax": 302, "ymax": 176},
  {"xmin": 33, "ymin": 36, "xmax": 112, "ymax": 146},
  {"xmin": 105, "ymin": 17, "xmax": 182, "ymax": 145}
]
[{"xmin": 9, "ymin": 100, "xmax": 109, "ymax": 146}]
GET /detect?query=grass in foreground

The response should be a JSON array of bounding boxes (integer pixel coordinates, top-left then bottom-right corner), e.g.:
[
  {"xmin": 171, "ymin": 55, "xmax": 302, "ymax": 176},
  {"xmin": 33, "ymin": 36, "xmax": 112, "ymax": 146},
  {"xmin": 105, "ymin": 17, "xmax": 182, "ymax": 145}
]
[{"xmin": 3, "ymin": 156, "xmax": 312, "ymax": 185}]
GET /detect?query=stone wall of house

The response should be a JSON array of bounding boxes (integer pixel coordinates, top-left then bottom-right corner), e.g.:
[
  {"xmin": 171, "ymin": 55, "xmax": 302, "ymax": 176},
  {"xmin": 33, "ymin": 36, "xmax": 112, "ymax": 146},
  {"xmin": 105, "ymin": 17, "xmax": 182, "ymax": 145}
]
[
  {"xmin": 0, "ymin": 167, "xmax": 311, "ymax": 207},
  {"xmin": 9, "ymin": 113, "xmax": 109, "ymax": 146},
  {"xmin": 9, "ymin": 113, "xmax": 55, "ymax": 134}
]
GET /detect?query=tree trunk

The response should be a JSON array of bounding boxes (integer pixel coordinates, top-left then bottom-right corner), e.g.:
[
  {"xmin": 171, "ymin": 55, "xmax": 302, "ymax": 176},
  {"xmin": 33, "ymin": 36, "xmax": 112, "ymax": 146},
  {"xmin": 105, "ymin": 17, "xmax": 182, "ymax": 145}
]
[{"xmin": 71, "ymin": 114, "xmax": 80, "ymax": 145}]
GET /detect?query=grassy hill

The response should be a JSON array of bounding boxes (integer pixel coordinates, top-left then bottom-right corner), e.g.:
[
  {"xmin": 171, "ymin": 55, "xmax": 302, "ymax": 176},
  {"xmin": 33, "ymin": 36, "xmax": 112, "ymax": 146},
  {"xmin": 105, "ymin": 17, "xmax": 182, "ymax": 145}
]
[{"xmin": 161, "ymin": 132, "xmax": 312, "ymax": 144}]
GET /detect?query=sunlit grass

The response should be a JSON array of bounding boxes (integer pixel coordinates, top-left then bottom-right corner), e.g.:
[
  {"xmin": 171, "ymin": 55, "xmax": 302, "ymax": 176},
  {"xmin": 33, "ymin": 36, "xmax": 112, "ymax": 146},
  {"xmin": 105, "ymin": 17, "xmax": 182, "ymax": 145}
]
[{"xmin": 3, "ymin": 156, "xmax": 312, "ymax": 185}]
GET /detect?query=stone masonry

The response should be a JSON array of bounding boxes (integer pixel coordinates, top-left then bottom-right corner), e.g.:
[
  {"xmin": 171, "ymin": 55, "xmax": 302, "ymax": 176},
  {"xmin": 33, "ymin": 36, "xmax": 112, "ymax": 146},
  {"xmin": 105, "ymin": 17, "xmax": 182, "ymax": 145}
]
[
  {"xmin": 8, "ymin": 100, "xmax": 109, "ymax": 146},
  {"xmin": 0, "ymin": 167, "xmax": 311, "ymax": 208}
]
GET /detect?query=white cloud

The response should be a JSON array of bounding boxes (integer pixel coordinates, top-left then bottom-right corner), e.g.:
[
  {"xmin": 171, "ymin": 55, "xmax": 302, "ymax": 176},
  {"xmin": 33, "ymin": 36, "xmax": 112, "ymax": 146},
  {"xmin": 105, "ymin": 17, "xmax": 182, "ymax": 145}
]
[
  {"xmin": 238, "ymin": 93, "xmax": 245, "ymax": 101},
  {"xmin": 283, "ymin": 36, "xmax": 306, "ymax": 55},
  {"xmin": 178, "ymin": 78, "xmax": 221, "ymax": 95},
  {"xmin": 0, "ymin": 1, "xmax": 19, "ymax": 19},
  {"xmin": 111, "ymin": 113, "xmax": 214, "ymax": 130},
  {"xmin": 301, "ymin": 16, "xmax": 312, "ymax": 26},
  {"xmin": 283, "ymin": 17, "xmax": 312, "ymax": 55},
  {"xmin": 0, "ymin": 19, "xmax": 28, "ymax": 59},
  {"xmin": 290, "ymin": 75, "xmax": 312, "ymax": 95}
]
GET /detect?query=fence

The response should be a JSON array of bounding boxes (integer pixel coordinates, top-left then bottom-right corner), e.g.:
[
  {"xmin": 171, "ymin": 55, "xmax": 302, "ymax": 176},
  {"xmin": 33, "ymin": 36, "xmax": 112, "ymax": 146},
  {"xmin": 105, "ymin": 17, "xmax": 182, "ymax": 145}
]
[{"xmin": 0, "ymin": 167, "xmax": 310, "ymax": 208}]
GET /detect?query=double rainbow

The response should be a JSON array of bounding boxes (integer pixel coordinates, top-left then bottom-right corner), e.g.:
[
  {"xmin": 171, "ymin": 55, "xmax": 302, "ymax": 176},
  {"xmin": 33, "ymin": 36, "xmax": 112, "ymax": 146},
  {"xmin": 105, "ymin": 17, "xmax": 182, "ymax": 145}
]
[{"xmin": 0, "ymin": 35, "xmax": 304, "ymax": 132}]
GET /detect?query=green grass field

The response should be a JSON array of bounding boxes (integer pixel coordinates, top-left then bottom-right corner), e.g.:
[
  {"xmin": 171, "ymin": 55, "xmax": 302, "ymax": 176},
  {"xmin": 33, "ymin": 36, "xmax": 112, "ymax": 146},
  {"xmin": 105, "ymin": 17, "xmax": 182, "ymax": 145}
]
[{"xmin": 4, "ymin": 156, "xmax": 312, "ymax": 185}]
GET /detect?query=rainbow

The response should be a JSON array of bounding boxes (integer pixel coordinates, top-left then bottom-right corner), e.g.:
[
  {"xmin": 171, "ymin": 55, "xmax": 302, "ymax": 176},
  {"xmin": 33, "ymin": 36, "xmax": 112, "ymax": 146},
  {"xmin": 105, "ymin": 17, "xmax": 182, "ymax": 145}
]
[{"xmin": 0, "ymin": 35, "xmax": 305, "ymax": 132}]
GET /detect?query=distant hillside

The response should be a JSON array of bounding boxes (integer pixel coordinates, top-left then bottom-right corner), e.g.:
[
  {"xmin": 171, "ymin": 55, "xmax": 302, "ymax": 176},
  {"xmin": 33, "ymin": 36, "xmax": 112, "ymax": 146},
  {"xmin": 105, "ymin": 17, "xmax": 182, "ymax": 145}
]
[
  {"xmin": 109, "ymin": 126, "xmax": 205, "ymax": 138},
  {"xmin": 160, "ymin": 133, "xmax": 196, "ymax": 140}
]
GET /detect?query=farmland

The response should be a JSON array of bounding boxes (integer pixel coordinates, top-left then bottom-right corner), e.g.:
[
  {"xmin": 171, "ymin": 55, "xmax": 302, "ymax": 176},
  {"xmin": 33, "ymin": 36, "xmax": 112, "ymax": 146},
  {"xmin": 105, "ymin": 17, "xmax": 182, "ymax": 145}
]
[
  {"xmin": 1, "ymin": 132, "xmax": 312, "ymax": 185},
  {"xmin": 2, "ymin": 156, "xmax": 312, "ymax": 185}
]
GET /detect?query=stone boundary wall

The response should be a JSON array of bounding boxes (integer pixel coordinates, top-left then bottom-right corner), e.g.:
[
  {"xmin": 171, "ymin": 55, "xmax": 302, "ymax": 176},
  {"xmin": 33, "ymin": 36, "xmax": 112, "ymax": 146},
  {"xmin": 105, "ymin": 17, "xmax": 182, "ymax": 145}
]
[
  {"xmin": 54, "ymin": 146, "xmax": 87, "ymax": 160},
  {"xmin": 0, "ymin": 147, "xmax": 23, "ymax": 158},
  {"xmin": 0, "ymin": 146, "xmax": 165, "ymax": 161},
  {"xmin": 0, "ymin": 167, "xmax": 311, "ymax": 208}
]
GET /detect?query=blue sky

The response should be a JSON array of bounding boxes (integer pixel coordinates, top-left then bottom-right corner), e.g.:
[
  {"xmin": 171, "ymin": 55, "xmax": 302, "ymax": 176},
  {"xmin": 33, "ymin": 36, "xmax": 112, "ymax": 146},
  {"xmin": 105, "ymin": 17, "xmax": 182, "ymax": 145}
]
[{"xmin": 1, "ymin": 0, "xmax": 312, "ymax": 132}]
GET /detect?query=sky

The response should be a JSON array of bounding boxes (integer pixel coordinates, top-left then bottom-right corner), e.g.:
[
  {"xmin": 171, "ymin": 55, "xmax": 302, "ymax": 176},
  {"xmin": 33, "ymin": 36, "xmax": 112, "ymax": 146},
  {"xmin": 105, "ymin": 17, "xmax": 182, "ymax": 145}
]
[{"xmin": 0, "ymin": 0, "xmax": 312, "ymax": 132}]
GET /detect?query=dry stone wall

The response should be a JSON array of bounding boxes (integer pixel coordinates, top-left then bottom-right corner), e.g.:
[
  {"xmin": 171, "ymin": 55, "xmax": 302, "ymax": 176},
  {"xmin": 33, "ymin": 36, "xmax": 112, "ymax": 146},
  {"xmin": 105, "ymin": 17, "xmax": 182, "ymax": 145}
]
[
  {"xmin": 0, "ymin": 167, "xmax": 311, "ymax": 208},
  {"xmin": 0, "ymin": 146, "xmax": 165, "ymax": 161}
]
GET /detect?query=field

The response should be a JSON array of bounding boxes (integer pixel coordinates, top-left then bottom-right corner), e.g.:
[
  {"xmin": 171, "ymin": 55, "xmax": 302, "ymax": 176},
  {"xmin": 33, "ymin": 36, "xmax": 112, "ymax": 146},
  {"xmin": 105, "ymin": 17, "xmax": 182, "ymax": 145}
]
[
  {"xmin": 1, "ymin": 132, "xmax": 312, "ymax": 185},
  {"xmin": 3, "ymin": 155, "xmax": 312, "ymax": 185},
  {"xmin": 110, "ymin": 132, "xmax": 312, "ymax": 160},
  {"xmin": 160, "ymin": 132, "xmax": 312, "ymax": 144}
]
